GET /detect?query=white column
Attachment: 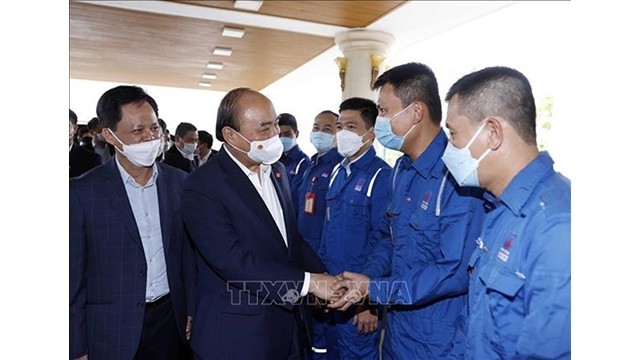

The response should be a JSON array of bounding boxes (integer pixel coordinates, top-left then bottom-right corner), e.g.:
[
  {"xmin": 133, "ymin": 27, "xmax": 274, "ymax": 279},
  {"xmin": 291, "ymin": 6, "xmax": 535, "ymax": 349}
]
[{"xmin": 334, "ymin": 29, "xmax": 395, "ymax": 101}]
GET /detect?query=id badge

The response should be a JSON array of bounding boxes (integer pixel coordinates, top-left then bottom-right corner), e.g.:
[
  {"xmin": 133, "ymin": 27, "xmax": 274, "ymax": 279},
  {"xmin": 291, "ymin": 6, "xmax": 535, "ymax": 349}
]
[{"xmin": 304, "ymin": 192, "xmax": 316, "ymax": 215}]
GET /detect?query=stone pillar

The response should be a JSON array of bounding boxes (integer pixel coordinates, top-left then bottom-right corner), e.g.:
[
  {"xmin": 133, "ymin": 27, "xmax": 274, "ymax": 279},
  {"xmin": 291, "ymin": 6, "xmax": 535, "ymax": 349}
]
[{"xmin": 334, "ymin": 29, "xmax": 395, "ymax": 101}]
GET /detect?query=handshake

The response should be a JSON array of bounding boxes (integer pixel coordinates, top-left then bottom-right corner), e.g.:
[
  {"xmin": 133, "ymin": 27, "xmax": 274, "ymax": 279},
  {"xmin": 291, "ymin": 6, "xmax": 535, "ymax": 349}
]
[{"xmin": 308, "ymin": 272, "xmax": 370, "ymax": 311}]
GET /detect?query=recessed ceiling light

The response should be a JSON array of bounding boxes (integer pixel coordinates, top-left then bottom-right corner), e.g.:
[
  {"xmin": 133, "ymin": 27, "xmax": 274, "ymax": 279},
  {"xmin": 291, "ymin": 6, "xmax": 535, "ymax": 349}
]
[
  {"xmin": 222, "ymin": 26, "xmax": 245, "ymax": 39},
  {"xmin": 234, "ymin": 0, "xmax": 263, "ymax": 11},
  {"xmin": 202, "ymin": 74, "xmax": 217, "ymax": 80},
  {"xmin": 207, "ymin": 62, "xmax": 224, "ymax": 70},
  {"xmin": 213, "ymin": 47, "xmax": 233, "ymax": 57},
  {"xmin": 198, "ymin": 82, "xmax": 212, "ymax": 87}
]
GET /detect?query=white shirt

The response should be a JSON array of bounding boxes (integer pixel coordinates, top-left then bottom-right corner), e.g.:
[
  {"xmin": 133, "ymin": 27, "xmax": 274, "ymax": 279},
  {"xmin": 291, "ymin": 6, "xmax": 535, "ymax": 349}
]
[
  {"xmin": 223, "ymin": 145, "xmax": 310, "ymax": 295},
  {"xmin": 224, "ymin": 145, "xmax": 288, "ymax": 246},
  {"xmin": 198, "ymin": 149, "xmax": 213, "ymax": 167}
]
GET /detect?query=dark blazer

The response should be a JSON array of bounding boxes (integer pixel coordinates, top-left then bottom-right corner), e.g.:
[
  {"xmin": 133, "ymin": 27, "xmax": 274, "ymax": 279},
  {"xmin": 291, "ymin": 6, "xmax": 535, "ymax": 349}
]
[
  {"xmin": 182, "ymin": 147, "xmax": 326, "ymax": 359},
  {"xmin": 70, "ymin": 158, "xmax": 195, "ymax": 360},
  {"xmin": 164, "ymin": 144, "xmax": 196, "ymax": 173},
  {"xmin": 69, "ymin": 143, "xmax": 101, "ymax": 178}
]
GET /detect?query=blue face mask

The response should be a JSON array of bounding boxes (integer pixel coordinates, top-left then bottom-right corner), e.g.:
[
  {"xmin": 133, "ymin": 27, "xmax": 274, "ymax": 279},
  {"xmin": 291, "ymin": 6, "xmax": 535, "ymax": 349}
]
[
  {"xmin": 309, "ymin": 131, "xmax": 335, "ymax": 152},
  {"xmin": 280, "ymin": 136, "xmax": 296, "ymax": 152},
  {"xmin": 374, "ymin": 105, "xmax": 415, "ymax": 151},
  {"xmin": 441, "ymin": 121, "xmax": 491, "ymax": 187}
]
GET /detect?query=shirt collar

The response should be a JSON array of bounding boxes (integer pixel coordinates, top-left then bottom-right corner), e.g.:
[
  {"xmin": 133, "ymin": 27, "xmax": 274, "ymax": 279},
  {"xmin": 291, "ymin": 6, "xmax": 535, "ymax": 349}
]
[
  {"xmin": 223, "ymin": 144, "xmax": 271, "ymax": 178},
  {"xmin": 340, "ymin": 146, "xmax": 376, "ymax": 171},
  {"xmin": 498, "ymin": 151, "xmax": 555, "ymax": 216},
  {"xmin": 284, "ymin": 144, "xmax": 300, "ymax": 156},
  {"xmin": 313, "ymin": 147, "xmax": 341, "ymax": 165},
  {"xmin": 115, "ymin": 155, "xmax": 158, "ymax": 188},
  {"xmin": 399, "ymin": 128, "xmax": 448, "ymax": 178}
]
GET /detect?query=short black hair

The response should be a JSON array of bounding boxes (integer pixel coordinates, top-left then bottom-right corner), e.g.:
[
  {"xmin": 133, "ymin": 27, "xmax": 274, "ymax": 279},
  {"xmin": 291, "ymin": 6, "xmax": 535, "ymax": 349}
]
[
  {"xmin": 78, "ymin": 126, "xmax": 90, "ymax": 138},
  {"xmin": 198, "ymin": 130, "xmax": 213, "ymax": 149},
  {"xmin": 373, "ymin": 62, "xmax": 442, "ymax": 125},
  {"xmin": 175, "ymin": 122, "xmax": 197, "ymax": 139},
  {"xmin": 339, "ymin": 97, "xmax": 379, "ymax": 129},
  {"xmin": 96, "ymin": 85, "xmax": 159, "ymax": 131},
  {"xmin": 317, "ymin": 110, "xmax": 339, "ymax": 119},
  {"xmin": 87, "ymin": 117, "xmax": 102, "ymax": 132},
  {"xmin": 69, "ymin": 109, "xmax": 78, "ymax": 125},
  {"xmin": 278, "ymin": 113, "xmax": 298, "ymax": 132},
  {"xmin": 216, "ymin": 87, "xmax": 253, "ymax": 142},
  {"xmin": 445, "ymin": 66, "xmax": 537, "ymax": 145}
]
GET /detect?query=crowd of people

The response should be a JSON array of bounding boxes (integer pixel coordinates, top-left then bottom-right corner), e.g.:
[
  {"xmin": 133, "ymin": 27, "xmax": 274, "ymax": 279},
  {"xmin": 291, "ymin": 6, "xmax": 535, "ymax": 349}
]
[{"xmin": 70, "ymin": 62, "xmax": 571, "ymax": 360}]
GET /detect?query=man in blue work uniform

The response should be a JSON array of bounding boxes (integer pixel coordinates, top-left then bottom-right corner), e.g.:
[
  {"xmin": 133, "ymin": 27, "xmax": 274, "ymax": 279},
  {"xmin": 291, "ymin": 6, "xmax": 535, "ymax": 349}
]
[
  {"xmin": 442, "ymin": 66, "xmax": 570, "ymax": 359},
  {"xmin": 320, "ymin": 97, "xmax": 391, "ymax": 360},
  {"xmin": 279, "ymin": 112, "xmax": 310, "ymax": 190},
  {"xmin": 329, "ymin": 63, "xmax": 485, "ymax": 359},
  {"xmin": 293, "ymin": 110, "xmax": 343, "ymax": 359}
]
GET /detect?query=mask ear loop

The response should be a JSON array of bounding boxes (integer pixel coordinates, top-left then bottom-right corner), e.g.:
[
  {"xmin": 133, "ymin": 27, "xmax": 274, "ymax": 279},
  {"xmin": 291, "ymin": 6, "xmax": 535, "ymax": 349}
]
[
  {"xmin": 391, "ymin": 103, "xmax": 416, "ymax": 139},
  {"xmin": 466, "ymin": 121, "xmax": 492, "ymax": 164},
  {"xmin": 464, "ymin": 121, "xmax": 487, "ymax": 150}
]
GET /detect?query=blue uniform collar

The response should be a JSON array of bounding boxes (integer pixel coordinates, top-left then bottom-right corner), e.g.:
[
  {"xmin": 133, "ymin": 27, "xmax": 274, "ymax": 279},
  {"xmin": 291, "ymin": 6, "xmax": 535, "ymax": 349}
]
[
  {"xmin": 397, "ymin": 128, "xmax": 448, "ymax": 179},
  {"xmin": 284, "ymin": 144, "xmax": 302, "ymax": 157},
  {"xmin": 341, "ymin": 146, "xmax": 377, "ymax": 173},
  {"xmin": 497, "ymin": 151, "xmax": 555, "ymax": 216},
  {"xmin": 312, "ymin": 147, "xmax": 341, "ymax": 165}
]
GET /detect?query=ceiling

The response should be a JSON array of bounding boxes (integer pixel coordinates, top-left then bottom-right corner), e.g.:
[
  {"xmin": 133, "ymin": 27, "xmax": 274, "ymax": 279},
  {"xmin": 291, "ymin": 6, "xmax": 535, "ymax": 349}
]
[{"xmin": 69, "ymin": 0, "xmax": 406, "ymax": 92}]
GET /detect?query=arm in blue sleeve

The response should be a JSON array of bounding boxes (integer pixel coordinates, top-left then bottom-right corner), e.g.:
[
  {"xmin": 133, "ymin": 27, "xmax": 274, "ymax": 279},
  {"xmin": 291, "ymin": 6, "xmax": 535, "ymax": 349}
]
[
  {"xmin": 370, "ymin": 196, "xmax": 484, "ymax": 305},
  {"xmin": 516, "ymin": 215, "xmax": 571, "ymax": 359},
  {"xmin": 361, "ymin": 168, "xmax": 392, "ymax": 278}
]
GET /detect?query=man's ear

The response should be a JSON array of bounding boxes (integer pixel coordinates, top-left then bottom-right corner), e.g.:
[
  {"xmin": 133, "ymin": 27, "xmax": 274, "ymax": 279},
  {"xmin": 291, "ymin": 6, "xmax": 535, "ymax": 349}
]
[
  {"xmin": 485, "ymin": 117, "xmax": 504, "ymax": 150},
  {"xmin": 221, "ymin": 126, "xmax": 235, "ymax": 144},
  {"xmin": 411, "ymin": 102, "xmax": 425, "ymax": 125},
  {"xmin": 102, "ymin": 127, "xmax": 118, "ymax": 147}
]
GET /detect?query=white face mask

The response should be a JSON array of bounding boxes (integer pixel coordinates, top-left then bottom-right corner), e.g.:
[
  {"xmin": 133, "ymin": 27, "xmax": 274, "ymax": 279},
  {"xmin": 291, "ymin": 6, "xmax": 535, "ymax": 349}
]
[
  {"xmin": 109, "ymin": 129, "xmax": 162, "ymax": 167},
  {"xmin": 441, "ymin": 122, "xmax": 491, "ymax": 187},
  {"xmin": 310, "ymin": 131, "xmax": 335, "ymax": 153},
  {"xmin": 229, "ymin": 130, "xmax": 283, "ymax": 165},
  {"xmin": 336, "ymin": 129, "xmax": 371, "ymax": 157},
  {"xmin": 182, "ymin": 142, "xmax": 197, "ymax": 155}
]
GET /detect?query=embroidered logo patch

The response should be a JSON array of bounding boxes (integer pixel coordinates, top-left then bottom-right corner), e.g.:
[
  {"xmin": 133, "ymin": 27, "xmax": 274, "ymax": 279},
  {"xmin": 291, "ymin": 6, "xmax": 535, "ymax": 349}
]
[
  {"xmin": 420, "ymin": 192, "xmax": 432, "ymax": 210},
  {"xmin": 497, "ymin": 235, "xmax": 515, "ymax": 262}
]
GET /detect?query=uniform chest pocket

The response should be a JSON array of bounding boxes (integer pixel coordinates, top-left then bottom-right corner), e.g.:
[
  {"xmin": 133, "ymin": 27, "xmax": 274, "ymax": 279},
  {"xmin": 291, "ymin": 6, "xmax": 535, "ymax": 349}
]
[
  {"xmin": 408, "ymin": 211, "xmax": 442, "ymax": 260},
  {"xmin": 478, "ymin": 264, "xmax": 525, "ymax": 298},
  {"xmin": 347, "ymin": 197, "xmax": 370, "ymax": 220}
]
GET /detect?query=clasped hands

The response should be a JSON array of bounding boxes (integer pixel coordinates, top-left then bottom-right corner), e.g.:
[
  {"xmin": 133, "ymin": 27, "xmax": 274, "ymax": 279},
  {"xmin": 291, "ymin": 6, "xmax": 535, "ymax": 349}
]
[{"xmin": 309, "ymin": 272, "xmax": 370, "ymax": 311}]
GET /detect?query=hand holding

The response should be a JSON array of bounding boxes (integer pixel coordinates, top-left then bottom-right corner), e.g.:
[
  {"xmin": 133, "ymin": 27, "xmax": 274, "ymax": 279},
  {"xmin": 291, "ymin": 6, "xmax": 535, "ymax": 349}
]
[
  {"xmin": 328, "ymin": 271, "xmax": 370, "ymax": 311},
  {"xmin": 309, "ymin": 273, "xmax": 341, "ymax": 302}
]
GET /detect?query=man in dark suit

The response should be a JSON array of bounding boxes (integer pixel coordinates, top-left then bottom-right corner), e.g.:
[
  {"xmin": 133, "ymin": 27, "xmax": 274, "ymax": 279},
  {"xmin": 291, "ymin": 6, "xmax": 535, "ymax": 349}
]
[
  {"xmin": 181, "ymin": 87, "xmax": 339, "ymax": 360},
  {"xmin": 164, "ymin": 122, "xmax": 198, "ymax": 173},
  {"xmin": 69, "ymin": 109, "xmax": 101, "ymax": 178},
  {"xmin": 70, "ymin": 86, "xmax": 195, "ymax": 360}
]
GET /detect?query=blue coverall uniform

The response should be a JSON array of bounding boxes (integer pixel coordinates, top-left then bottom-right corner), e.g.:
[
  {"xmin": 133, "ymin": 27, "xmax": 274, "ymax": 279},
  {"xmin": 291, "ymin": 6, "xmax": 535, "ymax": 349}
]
[
  {"xmin": 466, "ymin": 152, "xmax": 570, "ymax": 359},
  {"xmin": 363, "ymin": 130, "xmax": 485, "ymax": 359},
  {"xmin": 294, "ymin": 148, "xmax": 343, "ymax": 359},
  {"xmin": 280, "ymin": 144, "xmax": 310, "ymax": 192},
  {"xmin": 320, "ymin": 147, "xmax": 391, "ymax": 360}
]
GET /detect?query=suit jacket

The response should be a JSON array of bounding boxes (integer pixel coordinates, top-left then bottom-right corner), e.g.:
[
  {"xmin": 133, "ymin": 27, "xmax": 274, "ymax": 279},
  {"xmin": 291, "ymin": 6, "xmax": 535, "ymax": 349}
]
[
  {"xmin": 70, "ymin": 158, "xmax": 195, "ymax": 360},
  {"xmin": 69, "ymin": 143, "xmax": 101, "ymax": 178},
  {"xmin": 164, "ymin": 144, "xmax": 196, "ymax": 173},
  {"xmin": 182, "ymin": 147, "xmax": 326, "ymax": 359}
]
